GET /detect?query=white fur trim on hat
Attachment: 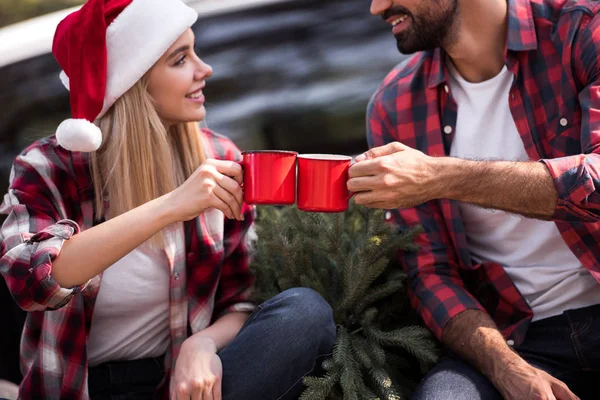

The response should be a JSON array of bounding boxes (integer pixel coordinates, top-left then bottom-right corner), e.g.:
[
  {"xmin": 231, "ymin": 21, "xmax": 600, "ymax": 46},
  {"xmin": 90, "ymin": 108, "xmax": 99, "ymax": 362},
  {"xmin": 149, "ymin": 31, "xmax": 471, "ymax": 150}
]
[
  {"xmin": 58, "ymin": 0, "xmax": 198, "ymax": 118},
  {"xmin": 56, "ymin": 119, "xmax": 103, "ymax": 152}
]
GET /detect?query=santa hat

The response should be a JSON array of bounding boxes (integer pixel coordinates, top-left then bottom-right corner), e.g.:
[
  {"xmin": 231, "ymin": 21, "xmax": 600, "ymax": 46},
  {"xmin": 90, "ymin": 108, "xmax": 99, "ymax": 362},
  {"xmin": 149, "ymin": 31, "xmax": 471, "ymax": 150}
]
[{"xmin": 52, "ymin": 0, "xmax": 198, "ymax": 152}]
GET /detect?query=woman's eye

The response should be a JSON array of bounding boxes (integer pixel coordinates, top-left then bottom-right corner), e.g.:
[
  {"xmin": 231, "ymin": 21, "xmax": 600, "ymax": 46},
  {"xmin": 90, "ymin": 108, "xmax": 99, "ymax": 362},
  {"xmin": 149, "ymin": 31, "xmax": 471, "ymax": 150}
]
[{"xmin": 175, "ymin": 55, "xmax": 186, "ymax": 66}]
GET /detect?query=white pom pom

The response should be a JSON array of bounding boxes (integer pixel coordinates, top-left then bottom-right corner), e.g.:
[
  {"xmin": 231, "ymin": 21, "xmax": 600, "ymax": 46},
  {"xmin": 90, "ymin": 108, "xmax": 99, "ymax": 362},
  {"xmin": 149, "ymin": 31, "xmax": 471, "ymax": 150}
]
[{"xmin": 56, "ymin": 119, "xmax": 102, "ymax": 152}]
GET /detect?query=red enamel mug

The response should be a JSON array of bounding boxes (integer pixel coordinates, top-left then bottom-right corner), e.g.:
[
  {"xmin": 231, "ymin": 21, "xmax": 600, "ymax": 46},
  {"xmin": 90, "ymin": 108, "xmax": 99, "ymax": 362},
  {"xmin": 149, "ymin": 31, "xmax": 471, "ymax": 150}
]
[
  {"xmin": 297, "ymin": 154, "xmax": 353, "ymax": 212},
  {"xmin": 241, "ymin": 150, "xmax": 297, "ymax": 205}
]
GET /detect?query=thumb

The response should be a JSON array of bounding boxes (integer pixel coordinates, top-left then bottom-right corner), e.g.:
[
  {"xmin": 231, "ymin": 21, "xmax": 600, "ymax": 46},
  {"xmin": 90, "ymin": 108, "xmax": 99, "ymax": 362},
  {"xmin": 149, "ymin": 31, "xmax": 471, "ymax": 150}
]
[{"xmin": 355, "ymin": 142, "xmax": 407, "ymax": 161}]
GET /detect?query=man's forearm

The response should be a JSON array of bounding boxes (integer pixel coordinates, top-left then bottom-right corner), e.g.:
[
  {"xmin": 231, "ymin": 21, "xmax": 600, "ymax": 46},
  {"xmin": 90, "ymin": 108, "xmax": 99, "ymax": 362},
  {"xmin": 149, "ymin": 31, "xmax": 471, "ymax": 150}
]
[
  {"xmin": 442, "ymin": 309, "xmax": 523, "ymax": 387},
  {"xmin": 433, "ymin": 158, "xmax": 557, "ymax": 219}
]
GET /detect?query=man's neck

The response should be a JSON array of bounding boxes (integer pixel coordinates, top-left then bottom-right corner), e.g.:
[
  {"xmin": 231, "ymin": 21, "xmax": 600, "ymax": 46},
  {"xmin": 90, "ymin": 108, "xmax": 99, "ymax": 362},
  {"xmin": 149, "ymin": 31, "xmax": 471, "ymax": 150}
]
[{"xmin": 445, "ymin": 0, "xmax": 508, "ymax": 83}]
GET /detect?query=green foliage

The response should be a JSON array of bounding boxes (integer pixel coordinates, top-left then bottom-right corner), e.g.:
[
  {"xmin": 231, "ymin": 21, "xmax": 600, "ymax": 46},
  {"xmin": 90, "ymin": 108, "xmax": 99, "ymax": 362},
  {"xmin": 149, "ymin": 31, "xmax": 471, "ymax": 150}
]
[{"xmin": 250, "ymin": 201, "xmax": 441, "ymax": 400}]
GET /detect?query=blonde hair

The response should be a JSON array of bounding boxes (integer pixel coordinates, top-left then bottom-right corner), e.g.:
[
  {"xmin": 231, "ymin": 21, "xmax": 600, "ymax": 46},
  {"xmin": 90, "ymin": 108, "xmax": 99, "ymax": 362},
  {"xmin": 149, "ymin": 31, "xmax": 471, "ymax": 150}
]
[{"xmin": 91, "ymin": 76, "xmax": 206, "ymax": 243}]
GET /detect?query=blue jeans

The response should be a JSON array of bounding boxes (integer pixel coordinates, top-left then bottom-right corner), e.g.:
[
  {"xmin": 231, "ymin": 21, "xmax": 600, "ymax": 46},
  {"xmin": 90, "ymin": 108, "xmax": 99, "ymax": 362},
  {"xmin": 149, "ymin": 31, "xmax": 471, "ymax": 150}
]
[
  {"xmin": 89, "ymin": 287, "xmax": 336, "ymax": 399},
  {"xmin": 412, "ymin": 304, "xmax": 600, "ymax": 400},
  {"xmin": 219, "ymin": 287, "xmax": 336, "ymax": 399}
]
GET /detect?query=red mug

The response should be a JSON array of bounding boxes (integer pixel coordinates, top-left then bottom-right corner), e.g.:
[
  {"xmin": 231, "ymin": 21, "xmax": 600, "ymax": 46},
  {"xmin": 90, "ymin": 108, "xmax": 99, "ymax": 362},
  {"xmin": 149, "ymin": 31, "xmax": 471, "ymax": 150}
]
[
  {"xmin": 297, "ymin": 154, "xmax": 353, "ymax": 212},
  {"xmin": 241, "ymin": 150, "xmax": 297, "ymax": 205}
]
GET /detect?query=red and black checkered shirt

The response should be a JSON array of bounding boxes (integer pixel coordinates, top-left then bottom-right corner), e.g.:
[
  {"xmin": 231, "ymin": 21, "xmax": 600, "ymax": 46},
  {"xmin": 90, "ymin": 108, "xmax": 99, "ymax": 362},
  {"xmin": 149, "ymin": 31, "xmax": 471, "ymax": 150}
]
[
  {"xmin": 368, "ymin": 0, "xmax": 600, "ymax": 344},
  {"xmin": 0, "ymin": 129, "xmax": 255, "ymax": 399}
]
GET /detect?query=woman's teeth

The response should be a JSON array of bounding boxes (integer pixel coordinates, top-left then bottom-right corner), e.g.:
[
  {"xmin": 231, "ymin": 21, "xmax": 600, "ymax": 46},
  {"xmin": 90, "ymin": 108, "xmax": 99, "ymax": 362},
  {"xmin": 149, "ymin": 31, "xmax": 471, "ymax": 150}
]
[{"xmin": 187, "ymin": 91, "xmax": 202, "ymax": 99}]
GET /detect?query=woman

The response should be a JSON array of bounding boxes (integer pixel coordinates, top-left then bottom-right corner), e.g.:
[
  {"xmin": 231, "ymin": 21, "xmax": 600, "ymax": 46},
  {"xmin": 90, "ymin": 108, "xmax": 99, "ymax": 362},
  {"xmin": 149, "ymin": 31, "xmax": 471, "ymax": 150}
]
[{"xmin": 0, "ymin": 0, "xmax": 335, "ymax": 399}]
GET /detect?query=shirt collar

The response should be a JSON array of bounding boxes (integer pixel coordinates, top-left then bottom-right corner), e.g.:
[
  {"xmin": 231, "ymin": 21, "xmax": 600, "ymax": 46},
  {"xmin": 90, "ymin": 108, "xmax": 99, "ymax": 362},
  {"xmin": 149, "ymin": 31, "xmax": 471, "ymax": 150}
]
[{"xmin": 427, "ymin": 0, "xmax": 537, "ymax": 89}]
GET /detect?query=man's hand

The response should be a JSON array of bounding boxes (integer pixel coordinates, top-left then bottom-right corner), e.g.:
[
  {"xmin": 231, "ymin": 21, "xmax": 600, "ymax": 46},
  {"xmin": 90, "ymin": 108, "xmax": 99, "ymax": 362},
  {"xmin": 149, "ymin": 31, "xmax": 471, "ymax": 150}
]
[
  {"xmin": 443, "ymin": 310, "xmax": 578, "ymax": 400},
  {"xmin": 348, "ymin": 142, "xmax": 439, "ymax": 209},
  {"xmin": 495, "ymin": 359, "xmax": 579, "ymax": 400},
  {"xmin": 349, "ymin": 141, "xmax": 557, "ymax": 218},
  {"xmin": 172, "ymin": 336, "xmax": 223, "ymax": 400}
]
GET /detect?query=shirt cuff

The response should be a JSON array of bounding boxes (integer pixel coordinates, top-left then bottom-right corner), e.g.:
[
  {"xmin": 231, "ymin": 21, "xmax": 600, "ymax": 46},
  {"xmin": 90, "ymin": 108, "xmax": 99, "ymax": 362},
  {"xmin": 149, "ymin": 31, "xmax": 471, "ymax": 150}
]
[
  {"xmin": 540, "ymin": 156, "xmax": 599, "ymax": 222},
  {"xmin": 220, "ymin": 302, "xmax": 256, "ymax": 317},
  {"xmin": 28, "ymin": 219, "xmax": 89, "ymax": 309}
]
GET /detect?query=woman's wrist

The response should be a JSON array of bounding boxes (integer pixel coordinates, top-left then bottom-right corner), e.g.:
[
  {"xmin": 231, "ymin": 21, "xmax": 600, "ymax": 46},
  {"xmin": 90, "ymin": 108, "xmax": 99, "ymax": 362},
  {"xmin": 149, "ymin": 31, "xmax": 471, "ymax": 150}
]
[
  {"xmin": 183, "ymin": 334, "xmax": 218, "ymax": 353},
  {"xmin": 153, "ymin": 192, "xmax": 184, "ymax": 224}
]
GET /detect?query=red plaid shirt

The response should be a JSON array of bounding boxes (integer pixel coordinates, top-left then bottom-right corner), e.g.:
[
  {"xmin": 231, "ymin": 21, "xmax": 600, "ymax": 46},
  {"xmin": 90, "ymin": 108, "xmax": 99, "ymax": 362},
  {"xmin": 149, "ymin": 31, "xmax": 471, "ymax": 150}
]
[
  {"xmin": 0, "ymin": 129, "xmax": 256, "ymax": 399},
  {"xmin": 368, "ymin": 0, "xmax": 600, "ymax": 344}
]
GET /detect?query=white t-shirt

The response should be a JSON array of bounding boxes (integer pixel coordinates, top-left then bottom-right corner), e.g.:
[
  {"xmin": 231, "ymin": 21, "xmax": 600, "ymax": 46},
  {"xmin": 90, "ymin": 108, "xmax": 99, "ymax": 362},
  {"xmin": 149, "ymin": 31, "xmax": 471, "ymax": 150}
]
[
  {"xmin": 87, "ymin": 243, "xmax": 170, "ymax": 366},
  {"xmin": 447, "ymin": 61, "xmax": 600, "ymax": 321}
]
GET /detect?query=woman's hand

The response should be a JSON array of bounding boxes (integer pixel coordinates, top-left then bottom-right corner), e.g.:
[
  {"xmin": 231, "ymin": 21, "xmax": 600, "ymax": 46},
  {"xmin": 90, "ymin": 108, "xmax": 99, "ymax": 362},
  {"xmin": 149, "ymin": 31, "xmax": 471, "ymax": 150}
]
[
  {"xmin": 167, "ymin": 159, "xmax": 244, "ymax": 221},
  {"xmin": 172, "ymin": 336, "xmax": 223, "ymax": 400}
]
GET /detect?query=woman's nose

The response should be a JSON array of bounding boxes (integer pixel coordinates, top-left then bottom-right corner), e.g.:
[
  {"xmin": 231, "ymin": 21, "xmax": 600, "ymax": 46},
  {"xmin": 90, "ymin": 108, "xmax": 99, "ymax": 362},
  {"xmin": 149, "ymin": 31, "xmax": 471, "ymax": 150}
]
[{"xmin": 195, "ymin": 58, "xmax": 213, "ymax": 80}]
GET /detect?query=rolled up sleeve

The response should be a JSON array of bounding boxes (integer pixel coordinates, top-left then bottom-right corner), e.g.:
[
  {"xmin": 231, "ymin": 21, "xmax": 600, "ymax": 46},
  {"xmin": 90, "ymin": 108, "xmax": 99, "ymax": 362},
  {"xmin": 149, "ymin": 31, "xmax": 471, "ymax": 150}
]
[
  {"xmin": 541, "ymin": 15, "xmax": 600, "ymax": 222},
  {"xmin": 541, "ymin": 154, "xmax": 600, "ymax": 222},
  {"xmin": 0, "ymin": 147, "xmax": 86, "ymax": 311}
]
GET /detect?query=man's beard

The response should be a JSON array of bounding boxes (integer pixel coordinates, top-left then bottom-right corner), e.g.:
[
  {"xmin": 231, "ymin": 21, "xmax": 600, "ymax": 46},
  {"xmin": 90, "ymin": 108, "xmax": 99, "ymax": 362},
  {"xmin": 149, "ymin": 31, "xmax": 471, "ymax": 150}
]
[{"xmin": 394, "ymin": 1, "xmax": 459, "ymax": 54}]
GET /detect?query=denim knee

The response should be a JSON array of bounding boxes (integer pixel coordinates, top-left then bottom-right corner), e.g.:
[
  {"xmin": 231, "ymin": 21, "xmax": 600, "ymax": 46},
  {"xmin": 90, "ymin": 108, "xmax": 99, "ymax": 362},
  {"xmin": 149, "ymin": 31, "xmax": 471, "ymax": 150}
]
[
  {"xmin": 412, "ymin": 357, "xmax": 502, "ymax": 400},
  {"xmin": 271, "ymin": 288, "xmax": 336, "ymax": 345}
]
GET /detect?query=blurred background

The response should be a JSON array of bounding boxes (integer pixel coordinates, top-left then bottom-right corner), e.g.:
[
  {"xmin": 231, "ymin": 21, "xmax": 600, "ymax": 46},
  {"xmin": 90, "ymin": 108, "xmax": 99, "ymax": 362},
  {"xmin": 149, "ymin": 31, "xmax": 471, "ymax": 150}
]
[
  {"xmin": 0, "ymin": 0, "xmax": 407, "ymax": 386},
  {"xmin": 0, "ymin": 0, "xmax": 408, "ymax": 198}
]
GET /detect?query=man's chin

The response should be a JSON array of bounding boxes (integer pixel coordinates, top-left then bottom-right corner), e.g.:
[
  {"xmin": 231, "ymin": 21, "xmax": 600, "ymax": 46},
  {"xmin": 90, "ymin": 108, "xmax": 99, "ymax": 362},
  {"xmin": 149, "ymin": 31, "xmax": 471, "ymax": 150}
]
[
  {"xmin": 395, "ymin": 41, "xmax": 420, "ymax": 55},
  {"xmin": 395, "ymin": 38, "xmax": 437, "ymax": 55}
]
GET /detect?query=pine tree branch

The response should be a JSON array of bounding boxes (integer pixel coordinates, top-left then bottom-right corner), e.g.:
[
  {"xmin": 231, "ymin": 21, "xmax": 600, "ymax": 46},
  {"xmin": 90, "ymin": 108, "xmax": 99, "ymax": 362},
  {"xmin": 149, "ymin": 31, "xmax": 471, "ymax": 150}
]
[
  {"xmin": 250, "ymin": 204, "xmax": 436, "ymax": 399},
  {"xmin": 356, "ymin": 279, "xmax": 405, "ymax": 316},
  {"xmin": 364, "ymin": 326, "xmax": 440, "ymax": 372}
]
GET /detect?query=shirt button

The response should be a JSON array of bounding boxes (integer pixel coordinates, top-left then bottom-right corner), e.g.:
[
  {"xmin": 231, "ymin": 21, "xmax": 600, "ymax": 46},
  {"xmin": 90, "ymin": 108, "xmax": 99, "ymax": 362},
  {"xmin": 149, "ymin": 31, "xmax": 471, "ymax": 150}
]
[
  {"xmin": 175, "ymin": 331, "xmax": 184, "ymax": 339},
  {"xmin": 560, "ymin": 118, "xmax": 568, "ymax": 127},
  {"xmin": 444, "ymin": 125, "xmax": 453, "ymax": 134},
  {"xmin": 507, "ymin": 339, "xmax": 515, "ymax": 346},
  {"xmin": 173, "ymin": 272, "xmax": 180, "ymax": 280},
  {"xmin": 444, "ymin": 85, "xmax": 449, "ymax": 93}
]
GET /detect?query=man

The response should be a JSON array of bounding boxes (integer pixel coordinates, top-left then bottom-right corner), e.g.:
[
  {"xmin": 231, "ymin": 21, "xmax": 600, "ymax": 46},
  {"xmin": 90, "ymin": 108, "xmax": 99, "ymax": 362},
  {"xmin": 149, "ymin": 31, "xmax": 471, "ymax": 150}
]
[{"xmin": 347, "ymin": 0, "xmax": 600, "ymax": 399}]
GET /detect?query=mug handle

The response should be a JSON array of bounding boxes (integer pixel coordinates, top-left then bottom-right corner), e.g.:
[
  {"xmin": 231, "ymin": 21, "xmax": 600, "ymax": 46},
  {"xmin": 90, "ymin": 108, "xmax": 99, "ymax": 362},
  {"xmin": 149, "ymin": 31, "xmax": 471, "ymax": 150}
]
[
  {"xmin": 346, "ymin": 158, "xmax": 357, "ymax": 201},
  {"xmin": 233, "ymin": 160, "xmax": 245, "ymax": 188}
]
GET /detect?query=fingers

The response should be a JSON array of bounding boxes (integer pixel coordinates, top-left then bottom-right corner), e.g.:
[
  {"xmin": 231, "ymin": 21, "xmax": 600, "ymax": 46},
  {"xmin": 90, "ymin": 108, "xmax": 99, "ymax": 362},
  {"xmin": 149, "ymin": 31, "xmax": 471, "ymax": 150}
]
[
  {"xmin": 355, "ymin": 142, "xmax": 407, "ymax": 161},
  {"xmin": 212, "ymin": 380, "xmax": 222, "ymax": 400},
  {"xmin": 213, "ymin": 185, "xmax": 243, "ymax": 220},
  {"xmin": 353, "ymin": 191, "xmax": 382, "ymax": 208},
  {"xmin": 347, "ymin": 176, "xmax": 376, "ymax": 193},
  {"xmin": 348, "ymin": 158, "xmax": 386, "ymax": 178},
  {"xmin": 551, "ymin": 380, "xmax": 579, "ymax": 400},
  {"xmin": 353, "ymin": 188, "xmax": 399, "ymax": 209},
  {"xmin": 191, "ymin": 392, "xmax": 202, "ymax": 400},
  {"xmin": 189, "ymin": 381, "xmax": 214, "ymax": 400},
  {"xmin": 177, "ymin": 382, "xmax": 216, "ymax": 400},
  {"xmin": 215, "ymin": 173, "xmax": 244, "ymax": 214},
  {"xmin": 202, "ymin": 385, "xmax": 214, "ymax": 400},
  {"xmin": 175, "ymin": 385, "xmax": 190, "ymax": 400},
  {"xmin": 198, "ymin": 160, "xmax": 244, "ymax": 220},
  {"xmin": 190, "ymin": 389, "xmax": 204, "ymax": 400},
  {"xmin": 210, "ymin": 159, "xmax": 243, "ymax": 186}
]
